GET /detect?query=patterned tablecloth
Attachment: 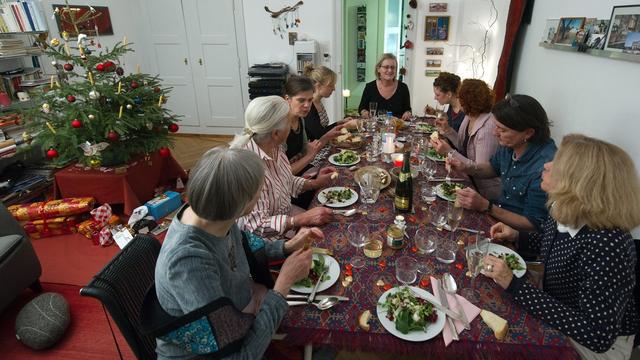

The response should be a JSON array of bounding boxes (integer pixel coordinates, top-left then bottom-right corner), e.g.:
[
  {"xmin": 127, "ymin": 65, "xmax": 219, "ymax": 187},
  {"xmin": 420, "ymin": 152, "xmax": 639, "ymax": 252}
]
[{"xmin": 279, "ymin": 122, "xmax": 579, "ymax": 359}]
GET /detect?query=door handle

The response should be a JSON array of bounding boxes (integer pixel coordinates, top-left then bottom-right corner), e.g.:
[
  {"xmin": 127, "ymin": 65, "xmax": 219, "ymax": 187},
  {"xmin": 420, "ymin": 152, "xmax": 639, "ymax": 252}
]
[
  {"xmin": 198, "ymin": 58, "xmax": 203, "ymax": 66},
  {"xmin": 184, "ymin": 58, "xmax": 188, "ymax": 65}
]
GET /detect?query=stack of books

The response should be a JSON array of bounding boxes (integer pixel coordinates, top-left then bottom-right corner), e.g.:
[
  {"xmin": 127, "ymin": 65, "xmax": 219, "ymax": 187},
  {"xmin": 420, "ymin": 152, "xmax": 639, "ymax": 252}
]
[
  {"xmin": 0, "ymin": 1, "xmax": 47, "ymax": 33},
  {"xmin": 0, "ymin": 38, "xmax": 25, "ymax": 56}
]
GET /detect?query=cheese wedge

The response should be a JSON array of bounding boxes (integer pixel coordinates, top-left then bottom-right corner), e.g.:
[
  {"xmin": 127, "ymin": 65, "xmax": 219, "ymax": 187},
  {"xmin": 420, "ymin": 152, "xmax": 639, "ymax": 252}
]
[
  {"xmin": 430, "ymin": 131, "xmax": 439, "ymax": 141},
  {"xmin": 480, "ymin": 309, "xmax": 508, "ymax": 340},
  {"xmin": 358, "ymin": 310, "xmax": 371, "ymax": 331}
]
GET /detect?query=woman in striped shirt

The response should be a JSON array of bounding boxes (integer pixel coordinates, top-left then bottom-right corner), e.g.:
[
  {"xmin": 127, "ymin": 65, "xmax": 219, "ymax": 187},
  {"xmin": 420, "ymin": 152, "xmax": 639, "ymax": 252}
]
[{"xmin": 231, "ymin": 96, "xmax": 335, "ymax": 240}]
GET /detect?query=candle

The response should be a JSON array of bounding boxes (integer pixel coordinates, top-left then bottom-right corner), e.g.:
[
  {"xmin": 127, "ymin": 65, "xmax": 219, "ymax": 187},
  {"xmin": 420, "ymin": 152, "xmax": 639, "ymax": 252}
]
[
  {"xmin": 392, "ymin": 153, "xmax": 403, "ymax": 167},
  {"xmin": 117, "ymin": 81, "xmax": 122, "ymax": 94},
  {"xmin": 158, "ymin": 95, "xmax": 163, "ymax": 106},
  {"xmin": 64, "ymin": 43, "xmax": 71, "ymax": 56},
  {"xmin": 50, "ymin": 75, "xmax": 54, "ymax": 89},
  {"xmin": 136, "ymin": 64, "xmax": 140, "ymax": 74},
  {"xmin": 122, "ymin": 36, "xmax": 127, "ymax": 46},
  {"xmin": 88, "ymin": 71, "xmax": 94, "ymax": 85},
  {"xmin": 383, "ymin": 134, "xmax": 395, "ymax": 154},
  {"xmin": 118, "ymin": 105, "xmax": 123, "ymax": 118},
  {"xmin": 46, "ymin": 121, "xmax": 56, "ymax": 134},
  {"xmin": 342, "ymin": 89, "xmax": 351, "ymax": 97}
]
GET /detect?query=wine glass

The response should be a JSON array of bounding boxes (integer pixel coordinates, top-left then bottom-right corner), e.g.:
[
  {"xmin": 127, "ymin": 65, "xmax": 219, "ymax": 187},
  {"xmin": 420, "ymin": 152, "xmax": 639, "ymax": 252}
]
[
  {"xmin": 447, "ymin": 202, "xmax": 464, "ymax": 245},
  {"xmin": 420, "ymin": 183, "xmax": 436, "ymax": 205},
  {"xmin": 369, "ymin": 102, "xmax": 378, "ymax": 118},
  {"xmin": 431, "ymin": 204, "xmax": 448, "ymax": 231},
  {"xmin": 395, "ymin": 256, "xmax": 418, "ymax": 287},
  {"xmin": 461, "ymin": 231, "xmax": 490, "ymax": 302},
  {"xmin": 347, "ymin": 223, "xmax": 369, "ymax": 268},
  {"xmin": 421, "ymin": 158, "xmax": 437, "ymax": 180}
]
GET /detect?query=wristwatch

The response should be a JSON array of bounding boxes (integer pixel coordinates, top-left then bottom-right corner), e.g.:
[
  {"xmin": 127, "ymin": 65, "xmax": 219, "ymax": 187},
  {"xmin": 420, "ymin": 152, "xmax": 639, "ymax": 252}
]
[{"xmin": 484, "ymin": 201, "xmax": 493, "ymax": 213}]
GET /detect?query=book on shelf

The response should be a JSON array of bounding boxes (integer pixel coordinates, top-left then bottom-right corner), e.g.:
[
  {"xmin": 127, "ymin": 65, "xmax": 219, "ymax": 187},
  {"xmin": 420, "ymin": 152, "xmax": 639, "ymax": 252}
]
[{"xmin": 0, "ymin": 1, "xmax": 47, "ymax": 33}]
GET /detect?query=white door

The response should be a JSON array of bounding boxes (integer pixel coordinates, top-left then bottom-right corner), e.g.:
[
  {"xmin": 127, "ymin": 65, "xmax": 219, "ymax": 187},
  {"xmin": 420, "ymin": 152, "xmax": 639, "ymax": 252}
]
[
  {"xmin": 140, "ymin": 0, "xmax": 200, "ymax": 128},
  {"xmin": 182, "ymin": 0, "xmax": 248, "ymax": 135}
]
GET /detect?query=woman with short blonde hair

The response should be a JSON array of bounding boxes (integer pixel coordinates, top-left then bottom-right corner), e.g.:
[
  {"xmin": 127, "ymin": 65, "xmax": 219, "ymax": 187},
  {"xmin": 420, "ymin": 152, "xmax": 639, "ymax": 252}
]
[
  {"xmin": 485, "ymin": 134, "xmax": 640, "ymax": 359},
  {"xmin": 358, "ymin": 53, "xmax": 412, "ymax": 120}
]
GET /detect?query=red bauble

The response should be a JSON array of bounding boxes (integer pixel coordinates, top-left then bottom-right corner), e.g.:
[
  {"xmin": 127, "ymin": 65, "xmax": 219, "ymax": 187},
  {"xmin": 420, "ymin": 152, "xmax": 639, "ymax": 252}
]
[
  {"xmin": 66, "ymin": 95, "xmax": 76, "ymax": 103},
  {"xmin": 158, "ymin": 147, "xmax": 171, "ymax": 158},
  {"xmin": 46, "ymin": 148, "xmax": 59, "ymax": 158},
  {"xmin": 107, "ymin": 131, "xmax": 119, "ymax": 141},
  {"xmin": 71, "ymin": 119, "xmax": 82, "ymax": 128},
  {"xmin": 63, "ymin": 63, "xmax": 73, "ymax": 71},
  {"xmin": 115, "ymin": 67, "xmax": 124, "ymax": 76},
  {"xmin": 96, "ymin": 63, "xmax": 105, "ymax": 72},
  {"xmin": 104, "ymin": 61, "xmax": 115, "ymax": 71},
  {"xmin": 168, "ymin": 123, "xmax": 179, "ymax": 133},
  {"xmin": 130, "ymin": 81, "xmax": 139, "ymax": 89},
  {"xmin": 153, "ymin": 86, "xmax": 161, "ymax": 93}
]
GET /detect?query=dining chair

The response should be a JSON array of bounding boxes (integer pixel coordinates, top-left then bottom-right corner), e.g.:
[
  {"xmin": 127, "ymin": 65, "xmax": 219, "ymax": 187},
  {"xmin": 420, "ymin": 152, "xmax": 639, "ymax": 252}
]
[{"xmin": 80, "ymin": 234, "xmax": 161, "ymax": 360}]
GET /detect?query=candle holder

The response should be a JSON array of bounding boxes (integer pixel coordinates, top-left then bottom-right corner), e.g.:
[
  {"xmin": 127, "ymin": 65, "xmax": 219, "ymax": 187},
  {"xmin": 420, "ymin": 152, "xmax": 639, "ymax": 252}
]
[{"xmin": 342, "ymin": 89, "xmax": 351, "ymax": 112}]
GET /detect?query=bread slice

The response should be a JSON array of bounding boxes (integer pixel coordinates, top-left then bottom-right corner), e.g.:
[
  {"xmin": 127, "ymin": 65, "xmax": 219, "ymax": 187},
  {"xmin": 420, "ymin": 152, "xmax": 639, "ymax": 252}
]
[
  {"xmin": 480, "ymin": 309, "xmax": 508, "ymax": 340},
  {"xmin": 430, "ymin": 131, "xmax": 439, "ymax": 141},
  {"xmin": 336, "ymin": 134, "xmax": 350, "ymax": 142},
  {"xmin": 358, "ymin": 310, "xmax": 371, "ymax": 331}
]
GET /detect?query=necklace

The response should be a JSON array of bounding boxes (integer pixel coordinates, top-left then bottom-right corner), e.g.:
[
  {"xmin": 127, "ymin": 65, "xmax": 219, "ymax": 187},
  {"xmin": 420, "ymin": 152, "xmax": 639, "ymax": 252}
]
[{"xmin": 512, "ymin": 151, "xmax": 518, "ymax": 161}]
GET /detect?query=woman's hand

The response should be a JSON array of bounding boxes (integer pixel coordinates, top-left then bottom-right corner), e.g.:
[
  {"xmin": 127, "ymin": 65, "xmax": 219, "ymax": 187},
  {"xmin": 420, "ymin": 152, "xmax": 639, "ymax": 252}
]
[
  {"xmin": 401, "ymin": 111, "xmax": 412, "ymax": 121},
  {"xmin": 446, "ymin": 156, "xmax": 468, "ymax": 173},
  {"xmin": 341, "ymin": 118, "xmax": 359, "ymax": 129},
  {"xmin": 284, "ymin": 227, "xmax": 324, "ymax": 253},
  {"xmin": 430, "ymin": 137, "xmax": 452, "ymax": 155},
  {"xmin": 274, "ymin": 247, "xmax": 313, "ymax": 296},
  {"xmin": 306, "ymin": 140, "xmax": 323, "ymax": 158},
  {"xmin": 481, "ymin": 255, "xmax": 513, "ymax": 289},
  {"xmin": 312, "ymin": 166, "xmax": 337, "ymax": 188},
  {"xmin": 296, "ymin": 207, "xmax": 333, "ymax": 226},
  {"xmin": 455, "ymin": 187, "xmax": 489, "ymax": 212},
  {"xmin": 323, "ymin": 124, "xmax": 345, "ymax": 141},
  {"xmin": 490, "ymin": 222, "xmax": 519, "ymax": 243},
  {"xmin": 360, "ymin": 110, "xmax": 370, "ymax": 119}
]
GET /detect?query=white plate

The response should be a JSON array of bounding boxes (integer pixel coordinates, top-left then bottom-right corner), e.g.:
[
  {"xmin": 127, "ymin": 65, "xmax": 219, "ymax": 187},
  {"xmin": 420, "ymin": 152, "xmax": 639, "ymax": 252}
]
[
  {"xmin": 328, "ymin": 152, "xmax": 361, "ymax": 166},
  {"xmin": 426, "ymin": 152, "xmax": 446, "ymax": 162},
  {"xmin": 376, "ymin": 286, "xmax": 446, "ymax": 342},
  {"xmin": 414, "ymin": 122, "xmax": 437, "ymax": 134},
  {"xmin": 435, "ymin": 183, "xmax": 463, "ymax": 202},
  {"xmin": 290, "ymin": 254, "xmax": 340, "ymax": 294},
  {"xmin": 486, "ymin": 243, "xmax": 527, "ymax": 278},
  {"xmin": 317, "ymin": 186, "xmax": 358, "ymax": 208}
]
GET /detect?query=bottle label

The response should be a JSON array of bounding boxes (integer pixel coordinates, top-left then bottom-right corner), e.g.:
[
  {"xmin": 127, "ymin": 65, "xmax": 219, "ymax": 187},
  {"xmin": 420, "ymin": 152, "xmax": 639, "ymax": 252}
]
[
  {"xmin": 394, "ymin": 196, "xmax": 410, "ymax": 210},
  {"xmin": 399, "ymin": 172, "xmax": 410, "ymax": 182}
]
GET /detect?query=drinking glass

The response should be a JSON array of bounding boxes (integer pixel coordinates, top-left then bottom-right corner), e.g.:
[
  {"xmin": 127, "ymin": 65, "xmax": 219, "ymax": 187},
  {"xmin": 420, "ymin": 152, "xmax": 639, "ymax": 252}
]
[
  {"xmin": 395, "ymin": 256, "xmax": 418, "ymax": 286},
  {"xmin": 447, "ymin": 202, "xmax": 464, "ymax": 245},
  {"xmin": 365, "ymin": 118, "xmax": 377, "ymax": 134},
  {"xmin": 369, "ymin": 102, "xmax": 378, "ymax": 118},
  {"xmin": 435, "ymin": 237, "xmax": 457, "ymax": 264},
  {"xmin": 461, "ymin": 231, "xmax": 490, "ymax": 302},
  {"xmin": 359, "ymin": 172, "xmax": 384, "ymax": 221},
  {"xmin": 347, "ymin": 223, "xmax": 369, "ymax": 268},
  {"xmin": 420, "ymin": 157, "xmax": 437, "ymax": 180},
  {"xmin": 414, "ymin": 227, "xmax": 437, "ymax": 274},
  {"xmin": 355, "ymin": 118, "xmax": 365, "ymax": 133},
  {"xmin": 431, "ymin": 205, "xmax": 448, "ymax": 231},
  {"xmin": 420, "ymin": 183, "xmax": 436, "ymax": 205}
]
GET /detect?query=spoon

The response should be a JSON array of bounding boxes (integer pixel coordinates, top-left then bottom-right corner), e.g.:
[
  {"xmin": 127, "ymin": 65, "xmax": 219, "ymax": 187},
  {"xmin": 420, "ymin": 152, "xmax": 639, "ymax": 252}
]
[
  {"xmin": 333, "ymin": 208, "xmax": 357, "ymax": 217},
  {"xmin": 287, "ymin": 296, "xmax": 340, "ymax": 310},
  {"xmin": 442, "ymin": 273, "xmax": 471, "ymax": 330}
]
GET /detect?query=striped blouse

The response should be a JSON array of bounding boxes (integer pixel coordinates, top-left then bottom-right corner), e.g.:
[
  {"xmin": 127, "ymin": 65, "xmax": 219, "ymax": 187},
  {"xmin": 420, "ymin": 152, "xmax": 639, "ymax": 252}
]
[{"xmin": 238, "ymin": 139, "xmax": 307, "ymax": 240}]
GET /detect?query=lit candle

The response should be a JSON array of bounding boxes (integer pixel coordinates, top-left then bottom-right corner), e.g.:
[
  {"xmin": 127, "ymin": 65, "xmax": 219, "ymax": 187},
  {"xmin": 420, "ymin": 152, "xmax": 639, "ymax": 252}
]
[
  {"xmin": 392, "ymin": 153, "xmax": 403, "ymax": 167},
  {"xmin": 158, "ymin": 95, "xmax": 163, "ymax": 106},
  {"xmin": 118, "ymin": 105, "xmax": 123, "ymax": 118},
  {"xmin": 117, "ymin": 81, "xmax": 122, "ymax": 94},
  {"xmin": 342, "ymin": 89, "xmax": 351, "ymax": 97}
]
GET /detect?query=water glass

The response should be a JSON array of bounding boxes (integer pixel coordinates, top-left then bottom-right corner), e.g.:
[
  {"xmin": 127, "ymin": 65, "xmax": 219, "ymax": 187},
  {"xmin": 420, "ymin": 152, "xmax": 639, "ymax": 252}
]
[
  {"xmin": 369, "ymin": 102, "xmax": 378, "ymax": 118},
  {"xmin": 365, "ymin": 149, "xmax": 379, "ymax": 162},
  {"xmin": 447, "ymin": 202, "xmax": 464, "ymax": 245},
  {"xmin": 348, "ymin": 223, "xmax": 369, "ymax": 268},
  {"xmin": 462, "ymin": 231, "xmax": 490, "ymax": 302},
  {"xmin": 395, "ymin": 256, "xmax": 418, "ymax": 286},
  {"xmin": 420, "ymin": 183, "xmax": 436, "ymax": 204},
  {"xmin": 414, "ymin": 227, "xmax": 436, "ymax": 255},
  {"xmin": 365, "ymin": 119, "xmax": 377, "ymax": 134},
  {"xmin": 421, "ymin": 158, "xmax": 437, "ymax": 180},
  {"xmin": 431, "ymin": 205, "xmax": 448, "ymax": 231},
  {"xmin": 359, "ymin": 172, "xmax": 381, "ymax": 204},
  {"xmin": 435, "ymin": 238, "xmax": 457, "ymax": 264}
]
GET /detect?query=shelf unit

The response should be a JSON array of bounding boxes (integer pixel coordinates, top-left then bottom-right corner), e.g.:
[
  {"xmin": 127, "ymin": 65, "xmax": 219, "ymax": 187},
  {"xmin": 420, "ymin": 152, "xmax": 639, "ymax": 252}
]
[
  {"xmin": 356, "ymin": 6, "xmax": 366, "ymax": 82},
  {"xmin": 539, "ymin": 41, "xmax": 640, "ymax": 64}
]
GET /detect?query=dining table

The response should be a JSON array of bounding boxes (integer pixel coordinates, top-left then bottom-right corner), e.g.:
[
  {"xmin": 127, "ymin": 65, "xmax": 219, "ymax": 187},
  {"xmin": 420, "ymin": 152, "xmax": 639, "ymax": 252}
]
[{"xmin": 278, "ymin": 118, "xmax": 580, "ymax": 359}]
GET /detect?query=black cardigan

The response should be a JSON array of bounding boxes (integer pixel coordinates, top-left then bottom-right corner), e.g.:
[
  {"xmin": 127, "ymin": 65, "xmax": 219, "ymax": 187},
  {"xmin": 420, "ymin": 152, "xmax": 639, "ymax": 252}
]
[{"xmin": 357, "ymin": 80, "xmax": 411, "ymax": 118}]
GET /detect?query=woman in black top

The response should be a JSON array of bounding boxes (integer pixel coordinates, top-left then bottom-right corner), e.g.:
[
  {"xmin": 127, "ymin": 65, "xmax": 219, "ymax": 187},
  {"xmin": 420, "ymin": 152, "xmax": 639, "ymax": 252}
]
[
  {"xmin": 424, "ymin": 72, "xmax": 465, "ymax": 132},
  {"xmin": 358, "ymin": 53, "xmax": 412, "ymax": 120},
  {"xmin": 484, "ymin": 134, "xmax": 640, "ymax": 359}
]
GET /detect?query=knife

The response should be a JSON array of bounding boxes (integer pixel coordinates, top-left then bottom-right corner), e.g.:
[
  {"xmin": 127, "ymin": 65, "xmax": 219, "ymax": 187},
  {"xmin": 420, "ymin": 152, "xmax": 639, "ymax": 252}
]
[
  {"xmin": 308, "ymin": 270, "xmax": 327, "ymax": 303},
  {"xmin": 429, "ymin": 178, "xmax": 466, "ymax": 182},
  {"xmin": 287, "ymin": 294, "xmax": 349, "ymax": 301},
  {"xmin": 437, "ymin": 278, "xmax": 459, "ymax": 341}
]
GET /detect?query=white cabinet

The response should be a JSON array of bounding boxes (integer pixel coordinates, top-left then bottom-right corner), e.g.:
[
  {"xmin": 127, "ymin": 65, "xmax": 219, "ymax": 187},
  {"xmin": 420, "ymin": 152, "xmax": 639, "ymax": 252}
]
[{"xmin": 141, "ymin": 0, "xmax": 249, "ymax": 135}]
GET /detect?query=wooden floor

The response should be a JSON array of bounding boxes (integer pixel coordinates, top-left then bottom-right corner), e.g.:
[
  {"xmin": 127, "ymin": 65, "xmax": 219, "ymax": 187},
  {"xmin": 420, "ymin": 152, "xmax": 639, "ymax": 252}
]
[{"xmin": 170, "ymin": 133, "xmax": 233, "ymax": 170}]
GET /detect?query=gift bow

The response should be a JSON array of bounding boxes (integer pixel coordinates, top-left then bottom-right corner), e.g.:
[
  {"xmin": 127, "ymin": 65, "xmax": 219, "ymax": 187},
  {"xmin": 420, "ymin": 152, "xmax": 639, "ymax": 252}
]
[{"xmin": 90, "ymin": 204, "xmax": 114, "ymax": 246}]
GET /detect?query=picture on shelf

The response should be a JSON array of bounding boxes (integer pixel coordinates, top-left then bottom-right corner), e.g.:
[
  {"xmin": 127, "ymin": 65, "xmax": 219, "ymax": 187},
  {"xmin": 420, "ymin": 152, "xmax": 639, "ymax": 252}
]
[
  {"xmin": 584, "ymin": 19, "xmax": 609, "ymax": 49},
  {"xmin": 429, "ymin": 3, "xmax": 448, "ymax": 12},
  {"xmin": 543, "ymin": 18, "xmax": 559, "ymax": 43},
  {"xmin": 553, "ymin": 17, "xmax": 585, "ymax": 45},
  {"xmin": 426, "ymin": 47, "xmax": 444, "ymax": 55},
  {"xmin": 52, "ymin": 4, "xmax": 114, "ymax": 37},
  {"xmin": 425, "ymin": 16, "xmax": 450, "ymax": 41},
  {"xmin": 604, "ymin": 5, "xmax": 640, "ymax": 53},
  {"xmin": 425, "ymin": 70, "xmax": 441, "ymax": 77},
  {"xmin": 426, "ymin": 59, "xmax": 441, "ymax": 67}
]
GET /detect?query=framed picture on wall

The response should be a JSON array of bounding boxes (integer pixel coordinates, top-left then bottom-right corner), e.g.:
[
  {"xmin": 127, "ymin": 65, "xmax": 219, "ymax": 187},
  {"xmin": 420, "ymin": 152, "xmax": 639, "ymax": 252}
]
[
  {"xmin": 429, "ymin": 3, "xmax": 448, "ymax": 13},
  {"xmin": 426, "ymin": 47, "xmax": 444, "ymax": 55},
  {"xmin": 604, "ymin": 5, "xmax": 640, "ymax": 53},
  {"xmin": 52, "ymin": 4, "xmax": 114, "ymax": 37},
  {"xmin": 553, "ymin": 17, "xmax": 586, "ymax": 45},
  {"xmin": 425, "ymin": 70, "xmax": 441, "ymax": 77},
  {"xmin": 425, "ymin": 16, "xmax": 450, "ymax": 41},
  {"xmin": 426, "ymin": 59, "xmax": 442, "ymax": 67}
]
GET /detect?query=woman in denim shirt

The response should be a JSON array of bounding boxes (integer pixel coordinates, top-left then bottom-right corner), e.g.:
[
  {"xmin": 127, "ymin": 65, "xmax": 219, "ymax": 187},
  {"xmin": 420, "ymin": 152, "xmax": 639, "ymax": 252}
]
[{"xmin": 449, "ymin": 94, "xmax": 556, "ymax": 232}]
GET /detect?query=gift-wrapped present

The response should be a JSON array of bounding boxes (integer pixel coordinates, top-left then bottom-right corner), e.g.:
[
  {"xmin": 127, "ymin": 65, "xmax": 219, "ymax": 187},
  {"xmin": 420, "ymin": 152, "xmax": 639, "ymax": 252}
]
[
  {"xmin": 77, "ymin": 211, "xmax": 120, "ymax": 246},
  {"xmin": 9, "ymin": 197, "xmax": 95, "ymax": 221},
  {"xmin": 23, "ymin": 216, "xmax": 80, "ymax": 239}
]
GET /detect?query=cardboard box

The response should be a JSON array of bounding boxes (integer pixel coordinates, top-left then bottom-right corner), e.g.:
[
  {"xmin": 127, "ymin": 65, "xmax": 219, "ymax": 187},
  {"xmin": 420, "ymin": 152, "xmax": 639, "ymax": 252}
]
[{"xmin": 144, "ymin": 191, "xmax": 182, "ymax": 220}]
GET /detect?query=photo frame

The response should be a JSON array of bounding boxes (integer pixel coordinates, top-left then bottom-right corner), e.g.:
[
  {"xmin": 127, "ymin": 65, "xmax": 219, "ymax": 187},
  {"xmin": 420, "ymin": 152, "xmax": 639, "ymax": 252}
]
[
  {"xmin": 553, "ymin": 17, "xmax": 586, "ymax": 45},
  {"xmin": 426, "ymin": 59, "xmax": 442, "ymax": 67},
  {"xmin": 604, "ymin": 5, "xmax": 640, "ymax": 53},
  {"xmin": 425, "ymin": 16, "xmax": 450, "ymax": 41},
  {"xmin": 429, "ymin": 3, "xmax": 448, "ymax": 13},
  {"xmin": 52, "ymin": 4, "xmax": 114, "ymax": 37},
  {"xmin": 542, "ymin": 18, "xmax": 559, "ymax": 43},
  {"xmin": 425, "ymin": 70, "xmax": 441, "ymax": 77},
  {"xmin": 426, "ymin": 47, "xmax": 444, "ymax": 55}
]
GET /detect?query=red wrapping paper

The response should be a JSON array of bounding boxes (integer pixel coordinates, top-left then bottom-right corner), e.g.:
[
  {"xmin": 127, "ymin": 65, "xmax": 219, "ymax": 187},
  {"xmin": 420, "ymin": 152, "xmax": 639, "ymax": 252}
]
[
  {"xmin": 23, "ymin": 216, "xmax": 79, "ymax": 239},
  {"xmin": 9, "ymin": 197, "xmax": 95, "ymax": 221}
]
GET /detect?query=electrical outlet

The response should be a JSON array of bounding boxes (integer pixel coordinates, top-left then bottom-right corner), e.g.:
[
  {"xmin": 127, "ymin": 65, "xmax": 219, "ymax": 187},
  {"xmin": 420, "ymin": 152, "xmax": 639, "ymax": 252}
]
[{"xmin": 288, "ymin": 32, "xmax": 298, "ymax": 46}]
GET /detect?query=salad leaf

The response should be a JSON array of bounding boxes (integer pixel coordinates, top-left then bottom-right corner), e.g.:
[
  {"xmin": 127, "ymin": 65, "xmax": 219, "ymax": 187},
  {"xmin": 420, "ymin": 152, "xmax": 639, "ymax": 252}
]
[
  {"xmin": 295, "ymin": 255, "xmax": 330, "ymax": 287},
  {"xmin": 379, "ymin": 287, "xmax": 438, "ymax": 334}
]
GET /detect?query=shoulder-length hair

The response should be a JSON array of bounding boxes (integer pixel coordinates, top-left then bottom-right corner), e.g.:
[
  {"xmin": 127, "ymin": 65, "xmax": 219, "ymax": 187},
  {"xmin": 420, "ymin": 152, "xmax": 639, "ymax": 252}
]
[
  {"xmin": 187, "ymin": 147, "xmax": 265, "ymax": 221},
  {"xmin": 492, "ymin": 94, "xmax": 551, "ymax": 144},
  {"xmin": 458, "ymin": 79, "xmax": 494, "ymax": 117},
  {"xmin": 374, "ymin": 53, "xmax": 397, "ymax": 80},
  {"xmin": 548, "ymin": 134, "xmax": 640, "ymax": 231}
]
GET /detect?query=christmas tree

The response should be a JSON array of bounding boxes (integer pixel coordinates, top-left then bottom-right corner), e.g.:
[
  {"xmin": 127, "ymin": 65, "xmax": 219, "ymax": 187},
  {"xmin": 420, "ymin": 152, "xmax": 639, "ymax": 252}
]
[{"xmin": 23, "ymin": 3, "xmax": 179, "ymax": 168}]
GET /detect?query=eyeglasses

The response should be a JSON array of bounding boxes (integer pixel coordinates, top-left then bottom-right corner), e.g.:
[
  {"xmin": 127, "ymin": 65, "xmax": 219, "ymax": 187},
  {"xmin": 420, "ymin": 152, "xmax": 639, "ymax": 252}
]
[
  {"xmin": 505, "ymin": 93, "xmax": 519, "ymax": 107},
  {"xmin": 380, "ymin": 65, "xmax": 396, "ymax": 70}
]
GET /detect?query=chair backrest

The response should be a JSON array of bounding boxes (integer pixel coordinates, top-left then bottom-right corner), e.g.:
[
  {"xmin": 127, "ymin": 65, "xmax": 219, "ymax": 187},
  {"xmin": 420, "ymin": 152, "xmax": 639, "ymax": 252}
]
[
  {"xmin": 0, "ymin": 203, "xmax": 27, "ymax": 239},
  {"xmin": 80, "ymin": 234, "xmax": 161, "ymax": 360}
]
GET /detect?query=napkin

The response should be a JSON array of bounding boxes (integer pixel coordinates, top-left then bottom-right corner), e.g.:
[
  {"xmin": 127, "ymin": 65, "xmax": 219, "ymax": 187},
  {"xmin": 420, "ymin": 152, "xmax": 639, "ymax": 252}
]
[{"xmin": 430, "ymin": 276, "xmax": 481, "ymax": 346}]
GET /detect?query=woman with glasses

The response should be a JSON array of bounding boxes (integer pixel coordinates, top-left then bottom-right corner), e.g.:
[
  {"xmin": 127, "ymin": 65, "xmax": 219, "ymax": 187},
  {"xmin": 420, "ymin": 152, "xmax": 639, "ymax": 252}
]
[
  {"xmin": 423, "ymin": 72, "xmax": 465, "ymax": 132},
  {"xmin": 484, "ymin": 134, "xmax": 640, "ymax": 359},
  {"xmin": 449, "ymin": 94, "xmax": 556, "ymax": 232},
  {"xmin": 430, "ymin": 79, "xmax": 501, "ymax": 200},
  {"xmin": 358, "ymin": 53, "xmax": 412, "ymax": 120}
]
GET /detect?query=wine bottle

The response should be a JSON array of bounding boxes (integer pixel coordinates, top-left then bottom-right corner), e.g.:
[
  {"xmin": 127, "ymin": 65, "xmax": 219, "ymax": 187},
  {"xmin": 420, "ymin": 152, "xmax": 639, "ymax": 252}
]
[{"xmin": 394, "ymin": 151, "xmax": 413, "ymax": 213}]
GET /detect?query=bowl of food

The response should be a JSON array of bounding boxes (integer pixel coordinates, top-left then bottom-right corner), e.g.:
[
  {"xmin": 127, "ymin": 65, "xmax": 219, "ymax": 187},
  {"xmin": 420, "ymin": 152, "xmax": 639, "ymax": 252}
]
[
  {"xmin": 354, "ymin": 166, "xmax": 392, "ymax": 189},
  {"xmin": 331, "ymin": 128, "xmax": 364, "ymax": 149}
]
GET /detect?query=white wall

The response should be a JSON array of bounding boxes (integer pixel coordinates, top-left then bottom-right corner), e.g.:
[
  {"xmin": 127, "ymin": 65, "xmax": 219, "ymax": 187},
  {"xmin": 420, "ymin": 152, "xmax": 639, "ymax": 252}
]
[
  {"xmin": 513, "ymin": 0, "xmax": 640, "ymax": 236},
  {"xmin": 406, "ymin": 0, "xmax": 509, "ymax": 115}
]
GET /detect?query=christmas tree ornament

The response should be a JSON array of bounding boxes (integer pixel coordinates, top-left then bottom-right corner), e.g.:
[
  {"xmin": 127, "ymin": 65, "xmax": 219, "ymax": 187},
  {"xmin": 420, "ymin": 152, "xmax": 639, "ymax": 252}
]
[
  {"xmin": 80, "ymin": 54, "xmax": 87, "ymax": 61},
  {"xmin": 130, "ymin": 81, "xmax": 139, "ymax": 89},
  {"xmin": 66, "ymin": 95, "xmax": 76, "ymax": 103},
  {"xmin": 134, "ymin": 96, "xmax": 142, "ymax": 105},
  {"xmin": 158, "ymin": 147, "xmax": 171, "ymax": 158},
  {"xmin": 126, "ymin": 104, "xmax": 133, "ymax": 109},
  {"xmin": 89, "ymin": 90, "xmax": 100, "ymax": 99},
  {"xmin": 71, "ymin": 119, "xmax": 82, "ymax": 128},
  {"xmin": 105, "ymin": 97, "xmax": 113, "ymax": 104},
  {"xmin": 104, "ymin": 61, "xmax": 115, "ymax": 71},
  {"xmin": 46, "ymin": 148, "xmax": 59, "ymax": 158},
  {"xmin": 153, "ymin": 86, "xmax": 161, "ymax": 93},
  {"xmin": 117, "ymin": 81, "xmax": 122, "ymax": 94},
  {"xmin": 88, "ymin": 114, "xmax": 95, "ymax": 120},
  {"xmin": 146, "ymin": 122, "xmax": 153, "ymax": 130},
  {"xmin": 89, "ymin": 157, "xmax": 102, "ymax": 168},
  {"xmin": 96, "ymin": 63, "xmax": 105, "ymax": 72},
  {"xmin": 116, "ymin": 67, "xmax": 124, "ymax": 76},
  {"xmin": 51, "ymin": 60, "xmax": 58, "ymax": 66},
  {"xmin": 85, "ymin": 49, "xmax": 92, "ymax": 55},
  {"xmin": 87, "ymin": 71, "xmax": 94, "ymax": 85},
  {"xmin": 118, "ymin": 105, "xmax": 124, "ymax": 118},
  {"xmin": 63, "ymin": 63, "xmax": 73, "ymax": 71},
  {"xmin": 42, "ymin": 103, "xmax": 50, "ymax": 113},
  {"xmin": 168, "ymin": 123, "xmax": 179, "ymax": 133},
  {"xmin": 158, "ymin": 95, "xmax": 164, "ymax": 106},
  {"xmin": 50, "ymin": 38, "xmax": 60, "ymax": 46},
  {"xmin": 61, "ymin": 31, "xmax": 69, "ymax": 40},
  {"xmin": 107, "ymin": 131, "xmax": 119, "ymax": 141}
]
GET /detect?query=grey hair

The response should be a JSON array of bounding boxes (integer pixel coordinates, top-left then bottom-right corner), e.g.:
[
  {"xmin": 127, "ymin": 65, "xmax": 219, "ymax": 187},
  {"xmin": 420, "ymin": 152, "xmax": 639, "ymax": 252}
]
[
  {"xmin": 229, "ymin": 95, "xmax": 290, "ymax": 148},
  {"xmin": 187, "ymin": 147, "xmax": 265, "ymax": 221}
]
